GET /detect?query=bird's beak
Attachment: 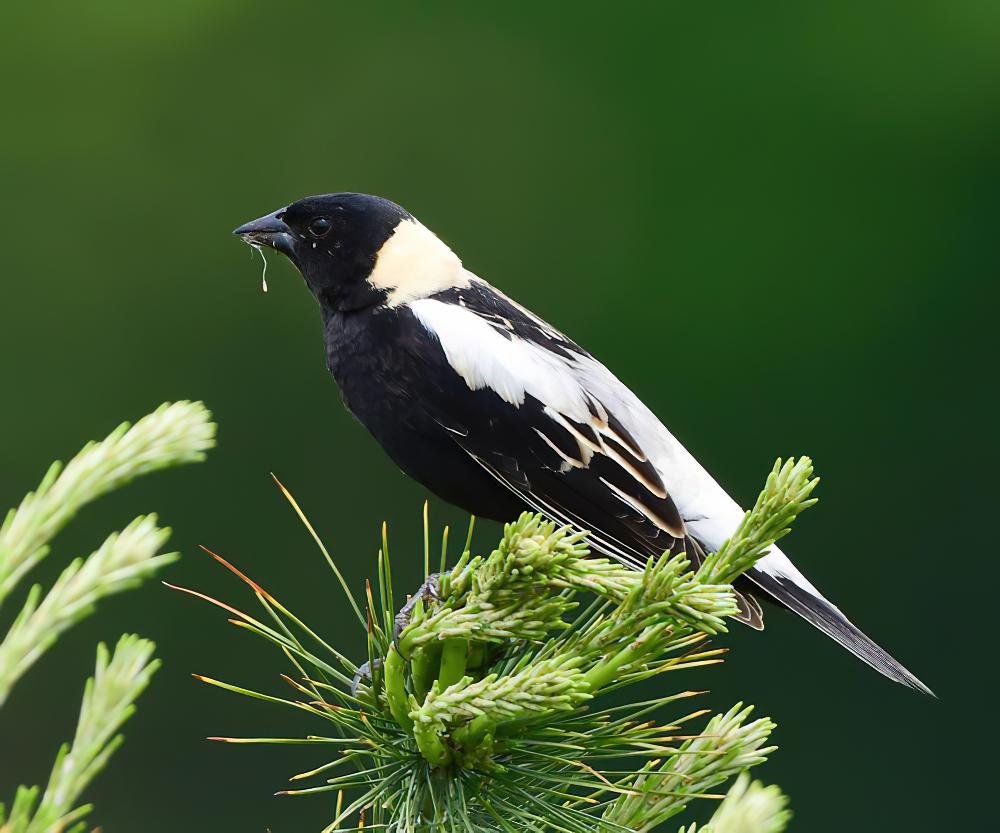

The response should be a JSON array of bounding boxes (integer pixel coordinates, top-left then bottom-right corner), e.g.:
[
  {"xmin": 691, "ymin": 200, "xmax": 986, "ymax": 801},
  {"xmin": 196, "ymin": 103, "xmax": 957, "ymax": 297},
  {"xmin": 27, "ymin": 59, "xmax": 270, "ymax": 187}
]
[{"xmin": 233, "ymin": 208, "xmax": 295, "ymax": 256}]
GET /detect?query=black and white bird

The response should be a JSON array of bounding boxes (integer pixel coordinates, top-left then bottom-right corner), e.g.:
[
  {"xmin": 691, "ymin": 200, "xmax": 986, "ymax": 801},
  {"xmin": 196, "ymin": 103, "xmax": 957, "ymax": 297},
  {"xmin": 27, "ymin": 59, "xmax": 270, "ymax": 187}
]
[{"xmin": 235, "ymin": 192, "xmax": 930, "ymax": 695}]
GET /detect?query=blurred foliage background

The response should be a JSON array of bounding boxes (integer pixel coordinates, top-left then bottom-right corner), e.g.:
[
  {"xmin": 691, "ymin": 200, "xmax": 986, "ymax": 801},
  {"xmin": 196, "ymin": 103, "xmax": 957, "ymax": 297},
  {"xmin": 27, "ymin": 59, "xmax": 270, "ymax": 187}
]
[{"xmin": 0, "ymin": 2, "xmax": 995, "ymax": 830}]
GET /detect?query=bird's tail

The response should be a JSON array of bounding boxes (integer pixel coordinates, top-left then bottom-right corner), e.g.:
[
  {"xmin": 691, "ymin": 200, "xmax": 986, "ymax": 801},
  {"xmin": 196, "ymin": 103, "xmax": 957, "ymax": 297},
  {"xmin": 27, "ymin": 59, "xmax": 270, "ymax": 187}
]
[{"xmin": 747, "ymin": 568, "xmax": 934, "ymax": 696}]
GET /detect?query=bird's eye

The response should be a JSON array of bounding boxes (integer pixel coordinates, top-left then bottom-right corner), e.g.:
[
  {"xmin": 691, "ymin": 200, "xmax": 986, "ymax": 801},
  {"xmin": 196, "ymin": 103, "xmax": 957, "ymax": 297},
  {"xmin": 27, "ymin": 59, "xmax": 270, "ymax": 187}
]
[{"xmin": 308, "ymin": 217, "xmax": 332, "ymax": 238}]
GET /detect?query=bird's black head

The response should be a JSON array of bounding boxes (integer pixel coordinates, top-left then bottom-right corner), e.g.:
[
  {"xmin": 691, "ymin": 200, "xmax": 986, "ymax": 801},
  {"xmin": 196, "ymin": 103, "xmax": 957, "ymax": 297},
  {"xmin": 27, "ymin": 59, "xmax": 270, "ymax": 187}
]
[{"xmin": 234, "ymin": 193, "xmax": 464, "ymax": 313}]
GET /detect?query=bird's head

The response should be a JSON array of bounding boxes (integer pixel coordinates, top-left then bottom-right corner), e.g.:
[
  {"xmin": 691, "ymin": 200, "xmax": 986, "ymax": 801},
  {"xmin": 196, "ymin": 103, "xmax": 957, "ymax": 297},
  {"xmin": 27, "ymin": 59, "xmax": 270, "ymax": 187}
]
[{"xmin": 234, "ymin": 193, "xmax": 466, "ymax": 312}]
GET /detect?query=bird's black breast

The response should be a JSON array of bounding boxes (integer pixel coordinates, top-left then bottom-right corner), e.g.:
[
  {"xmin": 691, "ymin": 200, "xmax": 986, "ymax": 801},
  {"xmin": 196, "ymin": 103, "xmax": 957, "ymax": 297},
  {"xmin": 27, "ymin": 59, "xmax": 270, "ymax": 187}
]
[{"xmin": 322, "ymin": 305, "xmax": 524, "ymax": 519}]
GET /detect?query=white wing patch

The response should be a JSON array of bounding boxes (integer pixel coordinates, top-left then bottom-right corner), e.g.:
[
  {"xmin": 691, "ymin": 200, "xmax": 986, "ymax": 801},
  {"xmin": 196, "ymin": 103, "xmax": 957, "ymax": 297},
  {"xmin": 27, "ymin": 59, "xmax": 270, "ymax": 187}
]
[{"xmin": 408, "ymin": 298, "xmax": 593, "ymax": 418}]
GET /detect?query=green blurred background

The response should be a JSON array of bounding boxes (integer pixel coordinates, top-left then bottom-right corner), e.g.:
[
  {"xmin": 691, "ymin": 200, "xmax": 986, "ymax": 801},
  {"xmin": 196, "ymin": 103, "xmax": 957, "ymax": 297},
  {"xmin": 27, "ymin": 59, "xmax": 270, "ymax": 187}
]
[{"xmin": 1, "ymin": 2, "xmax": 995, "ymax": 829}]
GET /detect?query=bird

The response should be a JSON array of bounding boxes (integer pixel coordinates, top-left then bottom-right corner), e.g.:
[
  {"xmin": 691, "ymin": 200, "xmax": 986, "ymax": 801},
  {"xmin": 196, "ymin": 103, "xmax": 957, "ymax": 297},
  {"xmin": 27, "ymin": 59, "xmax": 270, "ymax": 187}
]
[{"xmin": 234, "ymin": 192, "xmax": 931, "ymax": 695}]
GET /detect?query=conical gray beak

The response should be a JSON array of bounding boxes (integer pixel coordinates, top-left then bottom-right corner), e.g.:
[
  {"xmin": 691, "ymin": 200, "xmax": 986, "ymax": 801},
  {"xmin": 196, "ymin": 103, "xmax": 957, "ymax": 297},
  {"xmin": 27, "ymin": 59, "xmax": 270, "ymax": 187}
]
[{"xmin": 233, "ymin": 208, "xmax": 294, "ymax": 253}]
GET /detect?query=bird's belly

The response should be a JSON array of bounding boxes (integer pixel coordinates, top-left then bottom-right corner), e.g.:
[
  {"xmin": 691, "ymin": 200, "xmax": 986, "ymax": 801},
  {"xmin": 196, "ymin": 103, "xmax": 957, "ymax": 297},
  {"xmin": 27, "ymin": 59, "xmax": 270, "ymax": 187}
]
[
  {"xmin": 325, "ymin": 307, "xmax": 525, "ymax": 521},
  {"xmin": 372, "ymin": 418, "xmax": 525, "ymax": 521}
]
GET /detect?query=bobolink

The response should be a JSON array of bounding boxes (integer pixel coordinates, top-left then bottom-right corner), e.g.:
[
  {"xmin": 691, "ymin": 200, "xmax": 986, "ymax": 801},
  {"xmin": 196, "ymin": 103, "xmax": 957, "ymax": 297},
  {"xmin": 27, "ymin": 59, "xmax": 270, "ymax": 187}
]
[{"xmin": 235, "ymin": 193, "xmax": 930, "ymax": 694}]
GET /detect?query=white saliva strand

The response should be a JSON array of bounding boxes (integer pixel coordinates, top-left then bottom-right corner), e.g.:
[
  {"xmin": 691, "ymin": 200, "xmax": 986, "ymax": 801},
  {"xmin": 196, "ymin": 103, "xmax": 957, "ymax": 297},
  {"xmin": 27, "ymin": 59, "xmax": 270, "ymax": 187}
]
[{"xmin": 250, "ymin": 243, "xmax": 269, "ymax": 293}]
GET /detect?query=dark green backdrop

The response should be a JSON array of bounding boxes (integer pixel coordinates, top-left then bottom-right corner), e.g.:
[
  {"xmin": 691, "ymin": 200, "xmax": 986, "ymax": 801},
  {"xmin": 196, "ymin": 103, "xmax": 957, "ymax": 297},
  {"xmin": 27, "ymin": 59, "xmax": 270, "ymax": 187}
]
[{"xmin": 1, "ymin": 2, "xmax": 995, "ymax": 830}]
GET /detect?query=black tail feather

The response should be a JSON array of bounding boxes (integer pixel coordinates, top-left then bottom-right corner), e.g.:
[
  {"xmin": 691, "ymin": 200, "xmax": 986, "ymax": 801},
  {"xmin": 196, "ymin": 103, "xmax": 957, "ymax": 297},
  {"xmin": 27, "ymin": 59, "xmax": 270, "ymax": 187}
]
[{"xmin": 748, "ymin": 569, "xmax": 935, "ymax": 696}]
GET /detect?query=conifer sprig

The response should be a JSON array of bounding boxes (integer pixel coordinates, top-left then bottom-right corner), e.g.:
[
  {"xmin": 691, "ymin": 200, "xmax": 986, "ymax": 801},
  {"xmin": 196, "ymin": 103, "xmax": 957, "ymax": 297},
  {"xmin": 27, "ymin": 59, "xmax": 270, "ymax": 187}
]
[
  {"xmin": 181, "ymin": 457, "xmax": 815, "ymax": 831},
  {"xmin": 699, "ymin": 458, "xmax": 818, "ymax": 586},
  {"xmin": 679, "ymin": 772, "xmax": 790, "ymax": 833},
  {"xmin": 0, "ymin": 401, "xmax": 216, "ymax": 832},
  {"xmin": 0, "ymin": 515, "xmax": 173, "ymax": 706},
  {"xmin": 0, "ymin": 637, "xmax": 160, "ymax": 833},
  {"xmin": 602, "ymin": 704, "xmax": 777, "ymax": 831},
  {"xmin": 0, "ymin": 400, "xmax": 214, "ymax": 607}
]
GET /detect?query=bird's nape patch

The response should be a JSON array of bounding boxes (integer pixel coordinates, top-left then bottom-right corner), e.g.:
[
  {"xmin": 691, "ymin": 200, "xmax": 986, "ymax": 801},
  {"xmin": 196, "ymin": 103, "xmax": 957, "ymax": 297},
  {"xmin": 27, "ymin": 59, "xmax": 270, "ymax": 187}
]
[{"xmin": 368, "ymin": 219, "xmax": 469, "ymax": 306}]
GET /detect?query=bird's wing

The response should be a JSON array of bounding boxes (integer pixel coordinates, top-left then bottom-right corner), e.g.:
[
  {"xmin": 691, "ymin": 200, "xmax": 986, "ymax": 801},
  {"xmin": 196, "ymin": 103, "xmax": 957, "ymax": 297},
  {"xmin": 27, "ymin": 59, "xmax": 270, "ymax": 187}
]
[
  {"xmin": 411, "ymin": 280, "xmax": 822, "ymax": 573},
  {"xmin": 407, "ymin": 287, "xmax": 684, "ymax": 561},
  {"xmin": 407, "ymin": 284, "xmax": 765, "ymax": 628},
  {"xmin": 405, "ymin": 283, "xmax": 764, "ymax": 626}
]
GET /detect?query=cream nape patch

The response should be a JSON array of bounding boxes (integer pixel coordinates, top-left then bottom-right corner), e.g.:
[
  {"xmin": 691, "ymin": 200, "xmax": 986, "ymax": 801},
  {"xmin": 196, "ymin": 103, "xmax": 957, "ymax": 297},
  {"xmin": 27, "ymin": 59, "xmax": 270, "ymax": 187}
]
[{"xmin": 367, "ymin": 218, "xmax": 471, "ymax": 306}]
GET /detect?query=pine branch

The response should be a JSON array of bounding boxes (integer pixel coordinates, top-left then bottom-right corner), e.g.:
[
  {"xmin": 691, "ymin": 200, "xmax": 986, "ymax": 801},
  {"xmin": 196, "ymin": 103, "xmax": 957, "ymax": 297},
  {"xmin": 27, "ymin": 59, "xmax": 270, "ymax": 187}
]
[
  {"xmin": 698, "ymin": 457, "xmax": 818, "ymax": 586},
  {"xmin": 678, "ymin": 773, "xmax": 790, "ymax": 833},
  {"xmin": 0, "ymin": 400, "xmax": 215, "ymax": 608},
  {"xmin": 0, "ymin": 401, "xmax": 215, "ymax": 833},
  {"xmin": 410, "ymin": 652, "xmax": 591, "ymax": 766},
  {"xmin": 0, "ymin": 516, "xmax": 174, "ymax": 706},
  {"xmin": 181, "ymin": 456, "xmax": 816, "ymax": 831},
  {"xmin": 0, "ymin": 636, "xmax": 159, "ymax": 833},
  {"xmin": 602, "ymin": 704, "xmax": 777, "ymax": 831},
  {"xmin": 398, "ymin": 520, "xmax": 589, "ymax": 652}
]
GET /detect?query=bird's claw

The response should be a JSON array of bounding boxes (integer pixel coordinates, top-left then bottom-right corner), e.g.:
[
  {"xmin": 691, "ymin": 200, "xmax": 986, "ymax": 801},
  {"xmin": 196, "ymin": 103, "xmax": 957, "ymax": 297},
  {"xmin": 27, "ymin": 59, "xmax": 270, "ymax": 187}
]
[
  {"xmin": 351, "ymin": 575, "xmax": 441, "ymax": 696},
  {"xmin": 392, "ymin": 573, "xmax": 441, "ymax": 644}
]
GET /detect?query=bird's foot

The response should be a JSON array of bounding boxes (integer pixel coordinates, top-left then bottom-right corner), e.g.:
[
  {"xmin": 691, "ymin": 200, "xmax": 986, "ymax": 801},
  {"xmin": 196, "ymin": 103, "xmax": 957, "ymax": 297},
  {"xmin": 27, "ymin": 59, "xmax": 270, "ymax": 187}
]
[
  {"xmin": 392, "ymin": 572, "xmax": 441, "ymax": 644},
  {"xmin": 351, "ymin": 574, "xmax": 442, "ymax": 696},
  {"xmin": 351, "ymin": 573, "xmax": 441, "ymax": 697}
]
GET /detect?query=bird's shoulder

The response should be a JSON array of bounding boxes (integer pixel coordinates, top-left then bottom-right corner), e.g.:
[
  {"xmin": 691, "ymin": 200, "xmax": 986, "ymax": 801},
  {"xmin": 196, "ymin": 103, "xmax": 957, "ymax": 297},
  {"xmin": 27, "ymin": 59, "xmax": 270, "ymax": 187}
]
[
  {"xmin": 403, "ymin": 278, "xmax": 659, "ymax": 441},
  {"xmin": 416, "ymin": 277, "xmax": 589, "ymax": 358}
]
